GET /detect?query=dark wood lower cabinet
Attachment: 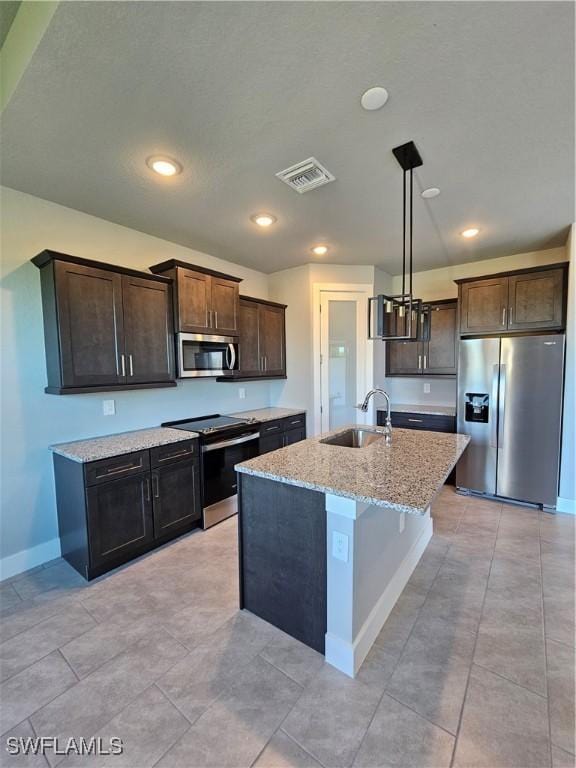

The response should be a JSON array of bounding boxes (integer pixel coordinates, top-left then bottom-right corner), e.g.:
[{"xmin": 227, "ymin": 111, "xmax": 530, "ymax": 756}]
[
  {"xmin": 258, "ymin": 414, "xmax": 307, "ymax": 454},
  {"xmin": 53, "ymin": 440, "xmax": 201, "ymax": 580},
  {"xmin": 87, "ymin": 473, "xmax": 154, "ymax": 571},
  {"xmin": 152, "ymin": 458, "xmax": 201, "ymax": 536}
]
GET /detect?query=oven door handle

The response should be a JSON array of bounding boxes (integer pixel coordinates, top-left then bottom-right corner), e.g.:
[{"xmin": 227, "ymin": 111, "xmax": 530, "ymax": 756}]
[{"xmin": 202, "ymin": 432, "xmax": 260, "ymax": 452}]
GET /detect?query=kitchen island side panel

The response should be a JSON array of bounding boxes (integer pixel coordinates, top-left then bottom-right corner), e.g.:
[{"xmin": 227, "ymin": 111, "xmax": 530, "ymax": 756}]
[{"xmin": 238, "ymin": 473, "xmax": 327, "ymax": 653}]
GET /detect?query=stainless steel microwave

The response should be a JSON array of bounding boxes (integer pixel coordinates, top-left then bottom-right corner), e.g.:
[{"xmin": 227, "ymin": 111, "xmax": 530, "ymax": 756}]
[{"xmin": 177, "ymin": 333, "xmax": 238, "ymax": 378}]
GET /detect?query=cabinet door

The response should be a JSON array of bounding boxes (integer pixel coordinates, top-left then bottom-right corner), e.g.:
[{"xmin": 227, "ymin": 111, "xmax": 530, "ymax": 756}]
[
  {"xmin": 211, "ymin": 277, "xmax": 239, "ymax": 335},
  {"xmin": 55, "ymin": 261, "xmax": 125, "ymax": 387},
  {"xmin": 177, "ymin": 268, "xmax": 212, "ymax": 333},
  {"xmin": 459, "ymin": 277, "xmax": 508, "ymax": 334},
  {"xmin": 238, "ymin": 299, "xmax": 261, "ymax": 376},
  {"xmin": 259, "ymin": 433, "xmax": 284, "ymax": 454},
  {"xmin": 87, "ymin": 474, "xmax": 153, "ymax": 569},
  {"xmin": 152, "ymin": 458, "xmax": 201, "ymax": 538},
  {"xmin": 507, "ymin": 269, "xmax": 565, "ymax": 331},
  {"xmin": 122, "ymin": 276, "xmax": 174, "ymax": 383},
  {"xmin": 284, "ymin": 427, "xmax": 306, "ymax": 446},
  {"xmin": 386, "ymin": 340, "xmax": 422, "ymax": 375},
  {"xmin": 259, "ymin": 304, "xmax": 286, "ymax": 376},
  {"xmin": 424, "ymin": 302, "xmax": 457, "ymax": 375}
]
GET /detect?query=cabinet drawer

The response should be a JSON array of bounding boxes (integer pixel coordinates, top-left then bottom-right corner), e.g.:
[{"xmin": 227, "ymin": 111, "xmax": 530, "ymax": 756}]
[
  {"xmin": 150, "ymin": 440, "xmax": 197, "ymax": 468},
  {"xmin": 260, "ymin": 419, "xmax": 284, "ymax": 435},
  {"xmin": 85, "ymin": 450, "xmax": 150, "ymax": 486},
  {"xmin": 283, "ymin": 414, "xmax": 306, "ymax": 431},
  {"xmin": 384, "ymin": 411, "xmax": 456, "ymax": 433}
]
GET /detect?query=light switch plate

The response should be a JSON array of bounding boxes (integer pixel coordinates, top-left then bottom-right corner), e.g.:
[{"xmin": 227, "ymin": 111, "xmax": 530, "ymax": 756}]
[
  {"xmin": 238, "ymin": 387, "xmax": 246, "ymax": 399},
  {"xmin": 332, "ymin": 531, "xmax": 349, "ymax": 562},
  {"xmin": 102, "ymin": 399, "xmax": 115, "ymax": 416},
  {"xmin": 423, "ymin": 382, "xmax": 431, "ymax": 394}
]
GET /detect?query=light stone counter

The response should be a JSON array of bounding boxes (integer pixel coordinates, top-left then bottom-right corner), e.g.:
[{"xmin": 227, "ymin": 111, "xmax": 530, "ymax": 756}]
[
  {"xmin": 229, "ymin": 407, "xmax": 306, "ymax": 422},
  {"xmin": 236, "ymin": 424, "xmax": 469, "ymax": 516},
  {"xmin": 389, "ymin": 403, "xmax": 456, "ymax": 417},
  {"xmin": 51, "ymin": 427, "xmax": 199, "ymax": 463}
]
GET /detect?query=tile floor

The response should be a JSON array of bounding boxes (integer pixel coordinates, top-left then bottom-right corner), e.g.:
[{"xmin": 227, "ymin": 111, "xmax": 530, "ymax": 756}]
[{"xmin": 0, "ymin": 487, "xmax": 574, "ymax": 767}]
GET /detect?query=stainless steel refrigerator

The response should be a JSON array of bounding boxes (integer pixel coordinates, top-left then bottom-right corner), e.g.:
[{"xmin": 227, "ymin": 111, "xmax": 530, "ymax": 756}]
[{"xmin": 456, "ymin": 334, "xmax": 565, "ymax": 509}]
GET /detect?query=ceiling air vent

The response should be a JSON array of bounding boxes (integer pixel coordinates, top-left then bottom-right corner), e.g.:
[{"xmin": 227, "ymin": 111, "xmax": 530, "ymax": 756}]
[{"xmin": 275, "ymin": 157, "xmax": 335, "ymax": 194}]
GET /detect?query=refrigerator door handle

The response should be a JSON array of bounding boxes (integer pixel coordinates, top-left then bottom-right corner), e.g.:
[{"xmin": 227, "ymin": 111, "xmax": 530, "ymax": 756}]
[
  {"xmin": 490, "ymin": 364, "xmax": 499, "ymax": 448},
  {"xmin": 498, "ymin": 363, "xmax": 506, "ymax": 449}
]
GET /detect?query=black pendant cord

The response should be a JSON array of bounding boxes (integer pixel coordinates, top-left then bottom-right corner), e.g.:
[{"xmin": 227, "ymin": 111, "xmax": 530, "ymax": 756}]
[
  {"xmin": 402, "ymin": 168, "xmax": 406, "ymax": 299},
  {"xmin": 409, "ymin": 168, "xmax": 413, "ymax": 298}
]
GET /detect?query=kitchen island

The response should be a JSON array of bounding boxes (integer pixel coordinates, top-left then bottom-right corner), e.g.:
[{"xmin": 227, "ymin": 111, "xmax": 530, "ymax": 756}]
[{"xmin": 235, "ymin": 425, "xmax": 469, "ymax": 677}]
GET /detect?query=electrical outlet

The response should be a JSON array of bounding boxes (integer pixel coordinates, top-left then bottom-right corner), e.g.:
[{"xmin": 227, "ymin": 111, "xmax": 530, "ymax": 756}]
[
  {"xmin": 332, "ymin": 531, "xmax": 349, "ymax": 562},
  {"xmin": 238, "ymin": 387, "xmax": 246, "ymax": 399},
  {"xmin": 399, "ymin": 511, "xmax": 405, "ymax": 533},
  {"xmin": 102, "ymin": 399, "xmax": 115, "ymax": 416},
  {"xmin": 423, "ymin": 382, "xmax": 431, "ymax": 394}
]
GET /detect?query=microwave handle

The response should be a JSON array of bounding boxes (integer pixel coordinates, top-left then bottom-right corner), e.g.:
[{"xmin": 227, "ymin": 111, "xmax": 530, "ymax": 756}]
[{"xmin": 226, "ymin": 343, "xmax": 236, "ymax": 370}]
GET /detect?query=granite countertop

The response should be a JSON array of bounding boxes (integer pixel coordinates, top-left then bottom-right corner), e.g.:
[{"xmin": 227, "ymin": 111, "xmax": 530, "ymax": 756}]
[
  {"xmin": 236, "ymin": 425, "xmax": 469, "ymax": 516},
  {"xmin": 386, "ymin": 404, "xmax": 457, "ymax": 417},
  {"xmin": 50, "ymin": 427, "xmax": 199, "ymax": 463},
  {"xmin": 230, "ymin": 407, "xmax": 306, "ymax": 422}
]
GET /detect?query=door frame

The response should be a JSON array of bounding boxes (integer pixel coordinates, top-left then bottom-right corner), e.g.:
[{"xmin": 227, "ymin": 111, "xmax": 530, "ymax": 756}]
[{"xmin": 312, "ymin": 283, "xmax": 374, "ymax": 436}]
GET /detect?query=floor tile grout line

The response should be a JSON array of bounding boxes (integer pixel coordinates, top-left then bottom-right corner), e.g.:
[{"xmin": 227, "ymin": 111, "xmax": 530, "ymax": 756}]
[
  {"xmin": 383, "ymin": 689, "xmax": 459, "ymax": 738},
  {"xmin": 471, "ymin": 662, "xmax": 549, "ymax": 701},
  {"xmin": 57, "ymin": 648, "xmax": 81, "ymax": 683},
  {"xmin": 448, "ymin": 502, "xmax": 502, "ymax": 768},
  {"xmin": 277, "ymin": 726, "xmax": 330, "ymax": 768},
  {"xmin": 27, "ymin": 714, "xmax": 52, "ymax": 768}
]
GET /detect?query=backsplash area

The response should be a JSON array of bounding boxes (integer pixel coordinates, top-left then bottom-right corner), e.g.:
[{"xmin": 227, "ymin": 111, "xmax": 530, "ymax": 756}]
[{"xmin": 383, "ymin": 377, "xmax": 457, "ymax": 407}]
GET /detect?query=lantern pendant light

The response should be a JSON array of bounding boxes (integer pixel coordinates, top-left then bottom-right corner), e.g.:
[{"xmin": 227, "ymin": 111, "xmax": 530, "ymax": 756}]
[{"xmin": 369, "ymin": 141, "xmax": 430, "ymax": 341}]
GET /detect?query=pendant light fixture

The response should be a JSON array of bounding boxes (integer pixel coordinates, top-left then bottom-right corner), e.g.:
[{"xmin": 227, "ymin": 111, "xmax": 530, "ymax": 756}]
[{"xmin": 369, "ymin": 141, "xmax": 430, "ymax": 341}]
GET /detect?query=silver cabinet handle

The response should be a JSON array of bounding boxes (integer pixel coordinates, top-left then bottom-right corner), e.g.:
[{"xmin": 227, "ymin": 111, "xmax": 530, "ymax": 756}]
[
  {"xmin": 152, "ymin": 473, "xmax": 160, "ymax": 499},
  {"xmin": 502, "ymin": 307, "xmax": 507, "ymax": 326},
  {"xmin": 128, "ymin": 354, "xmax": 134, "ymax": 377},
  {"xmin": 120, "ymin": 354, "xmax": 126, "ymax": 377},
  {"xmin": 509, "ymin": 306, "xmax": 513, "ymax": 324},
  {"xmin": 144, "ymin": 477, "xmax": 151, "ymax": 502},
  {"xmin": 264, "ymin": 356, "xmax": 268, "ymax": 371},
  {"xmin": 214, "ymin": 311, "xmax": 218, "ymax": 328},
  {"xmin": 408, "ymin": 418, "xmax": 423, "ymax": 423},
  {"xmin": 418, "ymin": 355, "xmax": 422, "ymax": 370},
  {"xmin": 423, "ymin": 355, "xmax": 427, "ymax": 369}
]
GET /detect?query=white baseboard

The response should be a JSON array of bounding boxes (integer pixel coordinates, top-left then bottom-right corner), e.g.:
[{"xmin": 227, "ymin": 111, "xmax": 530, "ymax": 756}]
[
  {"xmin": 325, "ymin": 516, "xmax": 433, "ymax": 678},
  {"xmin": 556, "ymin": 497, "xmax": 576, "ymax": 515},
  {"xmin": 0, "ymin": 538, "xmax": 61, "ymax": 582}
]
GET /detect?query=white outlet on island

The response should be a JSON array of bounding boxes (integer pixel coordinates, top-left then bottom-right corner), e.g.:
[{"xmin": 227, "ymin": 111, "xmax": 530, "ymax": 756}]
[
  {"xmin": 423, "ymin": 382, "xmax": 431, "ymax": 394},
  {"xmin": 238, "ymin": 387, "xmax": 246, "ymax": 399},
  {"xmin": 102, "ymin": 399, "xmax": 115, "ymax": 416},
  {"xmin": 332, "ymin": 531, "xmax": 349, "ymax": 562}
]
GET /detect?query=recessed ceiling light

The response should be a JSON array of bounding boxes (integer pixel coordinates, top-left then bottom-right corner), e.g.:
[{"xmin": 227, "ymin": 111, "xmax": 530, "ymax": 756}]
[
  {"xmin": 146, "ymin": 156, "xmax": 182, "ymax": 177},
  {"xmin": 311, "ymin": 244, "xmax": 329, "ymax": 256},
  {"xmin": 421, "ymin": 187, "xmax": 441, "ymax": 199},
  {"xmin": 361, "ymin": 86, "xmax": 389, "ymax": 111},
  {"xmin": 461, "ymin": 228, "xmax": 480, "ymax": 238},
  {"xmin": 251, "ymin": 213, "xmax": 277, "ymax": 228}
]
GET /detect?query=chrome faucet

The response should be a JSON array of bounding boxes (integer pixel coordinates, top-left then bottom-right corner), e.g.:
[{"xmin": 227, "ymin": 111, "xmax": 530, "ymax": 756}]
[{"xmin": 357, "ymin": 389, "xmax": 392, "ymax": 444}]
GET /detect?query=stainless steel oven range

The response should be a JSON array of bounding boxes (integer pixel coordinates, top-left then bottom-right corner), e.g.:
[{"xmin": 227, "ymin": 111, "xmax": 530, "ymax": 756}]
[{"xmin": 162, "ymin": 414, "xmax": 259, "ymax": 528}]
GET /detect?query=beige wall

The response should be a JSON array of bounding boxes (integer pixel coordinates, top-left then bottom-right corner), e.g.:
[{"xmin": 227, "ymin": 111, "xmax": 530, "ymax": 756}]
[{"xmin": 391, "ymin": 246, "xmax": 568, "ymax": 301}]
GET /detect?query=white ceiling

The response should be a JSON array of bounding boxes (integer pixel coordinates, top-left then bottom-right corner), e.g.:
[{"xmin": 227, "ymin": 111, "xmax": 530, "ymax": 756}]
[{"xmin": 1, "ymin": 1, "xmax": 574, "ymax": 274}]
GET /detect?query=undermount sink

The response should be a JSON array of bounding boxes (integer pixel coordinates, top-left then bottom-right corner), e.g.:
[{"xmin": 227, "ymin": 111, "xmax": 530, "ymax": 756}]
[{"xmin": 320, "ymin": 428, "xmax": 385, "ymax": 448}]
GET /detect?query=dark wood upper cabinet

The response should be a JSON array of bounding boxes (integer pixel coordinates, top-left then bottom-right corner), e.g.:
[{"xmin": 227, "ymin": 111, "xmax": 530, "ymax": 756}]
[
  {"xmin": 149, "ymin": 259, "xmax": 241, "ymax": 335},
  {"xmin": 122, "ymin": 275, "xmax": 174, "ymax": 383},
  {"xmin": 425, "ymin": 302, "xmax": 458, "ymax": 375},
  {"xmin": 386, "ymin": 339, "xmax": 421, "ymax": 376},
  {"xmin": 459, "ymin": 277, "xmax": 508, "ymax": 334},
  {"xmin": 456, "ymin": 264, "xmax": 567, "ymax": 336},
  {"xmin": 52, "ymin": 260, "xmax": 125, "ymax": 389},
  {"xmin": 219, "ymin": 296, "xmax": 286, "ymax": 380},
  {"xmin": 32, "ymin": 251, "xmax": 175, "ymax": 394},
  {"xmin": 259, "ymin": 303, "xmax": 285, "ymax": 376},
  {"xmin": 386, "ymin": 300, "xmax": 457, "ymax": 377},
  {"xmin": 507, "ymin": 268, "xmax": 565, "ymax": 330},
  {"xmin": 238, "ymin": 298, "xmax": 261, "ymax": 377}
]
